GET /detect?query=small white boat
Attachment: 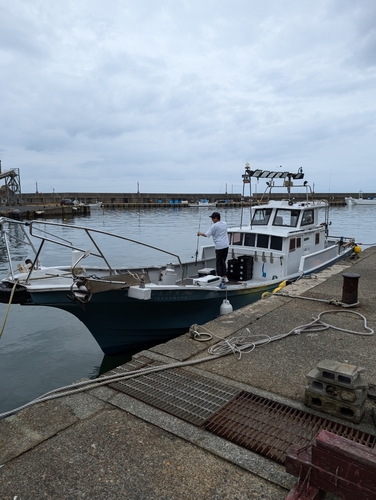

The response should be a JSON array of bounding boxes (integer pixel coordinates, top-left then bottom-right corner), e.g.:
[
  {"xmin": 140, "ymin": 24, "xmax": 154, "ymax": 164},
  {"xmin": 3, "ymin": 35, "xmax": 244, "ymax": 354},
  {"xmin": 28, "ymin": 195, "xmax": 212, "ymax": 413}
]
[
  {"xmin": 345, "ymin": 191, "xmax": 376, "ymax": 205},
  {"xmin": 189, "ymin": 199, "xmax": 216, "ymax": 207},
  {"xmin": 88, "ymin": 201, "xmax": 103, "ymax": 209},
  {"xmin": 0, "ymin": 165, "xmax": 359, "ymax": 355}
]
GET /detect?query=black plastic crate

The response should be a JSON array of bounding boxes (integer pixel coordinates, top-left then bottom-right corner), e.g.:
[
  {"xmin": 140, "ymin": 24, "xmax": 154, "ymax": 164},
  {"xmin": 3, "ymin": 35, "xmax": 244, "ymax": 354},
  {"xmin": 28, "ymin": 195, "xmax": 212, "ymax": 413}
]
[
  {"xmin": 227, "ymin": 258, "xmax": 239, "ymax": 267},
  {"xmin": 239, "ymin": 271, "xmax": 253, "ymax": 279},
  {"xmin": 239, "ymin": 263, "xmax": 253, "ymax": 270},
  {"xmin": 238, "ymin": 255, "xmax": 254, "ymax": 264},
  {"xmin": 238, "ymin": 274, "xmax": 252, "ymax": 281}
]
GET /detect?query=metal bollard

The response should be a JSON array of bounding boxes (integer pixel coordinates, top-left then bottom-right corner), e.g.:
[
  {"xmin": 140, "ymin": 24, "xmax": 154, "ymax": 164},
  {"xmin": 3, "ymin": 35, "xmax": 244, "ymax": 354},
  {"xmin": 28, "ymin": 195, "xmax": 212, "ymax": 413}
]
[{"xmin": 342, "ymin": 273, "xmax": 360, "ymax": 305}]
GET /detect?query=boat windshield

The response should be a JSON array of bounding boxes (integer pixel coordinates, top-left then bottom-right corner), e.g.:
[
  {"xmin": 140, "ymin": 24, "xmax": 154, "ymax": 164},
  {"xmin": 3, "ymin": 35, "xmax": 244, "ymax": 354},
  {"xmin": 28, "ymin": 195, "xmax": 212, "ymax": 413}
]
[
  {"xmin": 273, "ymin": 209, "xmax": 300, "ymax": 227},
  {"xmin": 301, "ymin": 209, "xmax": 314, "ymax": 226},
  {"xmin": 252, "ymin": 208, "xmax": 272, "ymax": 225}
]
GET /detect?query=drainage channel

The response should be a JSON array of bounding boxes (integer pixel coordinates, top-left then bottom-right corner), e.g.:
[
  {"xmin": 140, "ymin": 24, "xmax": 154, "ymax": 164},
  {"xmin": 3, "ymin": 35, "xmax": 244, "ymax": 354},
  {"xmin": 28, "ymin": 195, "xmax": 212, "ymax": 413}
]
[{"xmin": 109, "ymin": 358, "xmax": 376, "ymax": 464}]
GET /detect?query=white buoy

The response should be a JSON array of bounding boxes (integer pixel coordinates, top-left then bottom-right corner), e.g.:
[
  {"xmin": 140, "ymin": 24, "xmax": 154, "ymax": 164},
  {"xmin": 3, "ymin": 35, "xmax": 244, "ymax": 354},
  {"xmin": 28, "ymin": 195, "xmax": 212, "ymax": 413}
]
[{"xmin": 220, "ymin": 299, "xmax": 233, "ymax": 315}]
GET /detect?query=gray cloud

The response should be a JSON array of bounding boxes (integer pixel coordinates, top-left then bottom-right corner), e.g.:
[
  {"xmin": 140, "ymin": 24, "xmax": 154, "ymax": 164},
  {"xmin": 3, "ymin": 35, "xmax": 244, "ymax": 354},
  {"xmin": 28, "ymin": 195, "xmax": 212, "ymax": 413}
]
[{"xmin": 0, "ymin": 1, "xmax": 375, "ymax": 194}]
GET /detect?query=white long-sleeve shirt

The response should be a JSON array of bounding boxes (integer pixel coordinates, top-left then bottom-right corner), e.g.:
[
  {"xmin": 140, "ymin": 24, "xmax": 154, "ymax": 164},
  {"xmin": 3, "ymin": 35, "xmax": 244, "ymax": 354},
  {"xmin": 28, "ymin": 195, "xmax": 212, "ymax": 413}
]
[{"xmin": 205, "ymin": 221, "xmax": 229, "ymax": 250}]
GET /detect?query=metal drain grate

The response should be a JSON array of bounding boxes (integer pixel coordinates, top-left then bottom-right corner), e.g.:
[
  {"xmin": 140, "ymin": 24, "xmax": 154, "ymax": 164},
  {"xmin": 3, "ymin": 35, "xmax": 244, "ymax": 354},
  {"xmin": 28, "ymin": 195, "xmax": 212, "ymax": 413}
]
[
  {"xmin": 110, "ymin": 365, "xmax": 240, "ymax": 426},
  {"xmin": 204, "ymin": 391, "xmax": 376, "ymax": 464},
  {"xmin": 108, "ymin": 362, "xmax": 376, "ymax": 465}
]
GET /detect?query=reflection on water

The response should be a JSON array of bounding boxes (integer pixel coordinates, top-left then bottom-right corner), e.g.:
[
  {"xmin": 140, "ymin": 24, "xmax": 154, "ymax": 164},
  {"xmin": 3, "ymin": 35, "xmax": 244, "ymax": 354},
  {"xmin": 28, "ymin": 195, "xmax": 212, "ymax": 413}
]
[
  {"xmin": 97, "ymin": 353, "xmax": 134, "ymax": 377},
  {"xmin": 0, "ymin": 205, "xmax": 375, "ymax": 414},
  {"xmin": 0, "ymin": 305, "xmax": 104, "ymax": 414}
]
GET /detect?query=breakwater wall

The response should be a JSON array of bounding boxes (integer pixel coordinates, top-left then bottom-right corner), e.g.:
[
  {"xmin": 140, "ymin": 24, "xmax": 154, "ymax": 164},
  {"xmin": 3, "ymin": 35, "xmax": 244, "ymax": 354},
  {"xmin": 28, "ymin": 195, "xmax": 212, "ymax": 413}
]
[{"xmin": 13, "ymin": 191, "xmax": 357, "ymax": 207}]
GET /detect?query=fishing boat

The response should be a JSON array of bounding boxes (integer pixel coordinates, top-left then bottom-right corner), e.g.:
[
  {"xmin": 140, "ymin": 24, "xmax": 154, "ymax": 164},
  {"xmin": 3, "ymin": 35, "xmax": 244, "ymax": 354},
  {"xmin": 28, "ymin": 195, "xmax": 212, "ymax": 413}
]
[
  {"xmin": 0, "ymin": 166, "xmax": 359, "ymax": 355},
  {"xmin": 188, "ymin": 199, "xmax": 216, "ymax": 207},
  {"xmin": 87, "ymin": 201, "xmax": 103, "ymax": 209},
  {"xmin": 345, "ymin": 191, "xmax": 376, "ymax": 206}
]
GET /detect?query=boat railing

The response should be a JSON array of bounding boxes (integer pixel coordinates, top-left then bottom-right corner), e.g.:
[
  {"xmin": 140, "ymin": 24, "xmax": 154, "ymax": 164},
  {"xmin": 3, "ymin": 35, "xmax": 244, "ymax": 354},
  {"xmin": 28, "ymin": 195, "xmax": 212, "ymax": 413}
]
[
  {"xmin": 0, "ymin": 218, "xmax": 186, "ymax": 282},
  {"xmin": 0, "ymin": 218, "xmax": 40, "ymax": 280}
]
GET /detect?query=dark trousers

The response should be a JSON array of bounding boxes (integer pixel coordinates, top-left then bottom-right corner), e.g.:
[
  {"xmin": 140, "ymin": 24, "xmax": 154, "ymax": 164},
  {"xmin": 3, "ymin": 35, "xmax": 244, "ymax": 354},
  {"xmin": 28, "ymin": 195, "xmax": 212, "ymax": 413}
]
[{"xmin": 215, "ymin": 247, "xmax": 228, "ymax": 277}]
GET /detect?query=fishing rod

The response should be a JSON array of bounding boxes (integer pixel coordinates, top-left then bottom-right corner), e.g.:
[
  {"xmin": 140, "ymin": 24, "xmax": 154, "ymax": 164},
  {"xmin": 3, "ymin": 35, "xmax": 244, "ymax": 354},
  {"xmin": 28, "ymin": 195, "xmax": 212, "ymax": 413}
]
[{"xmin": 194, "ymin": 211, "xmax": 202, "ymax": 265}]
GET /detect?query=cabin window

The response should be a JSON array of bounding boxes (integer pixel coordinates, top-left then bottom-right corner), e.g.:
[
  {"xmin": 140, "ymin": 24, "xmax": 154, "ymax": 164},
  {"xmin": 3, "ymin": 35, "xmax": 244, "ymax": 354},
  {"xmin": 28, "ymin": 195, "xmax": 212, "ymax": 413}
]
[
  {"xmin": 232, "ymin": 232, "xmax": 243, "ymax": 245},
  {"xmin": 273, "ymin": 209, "xmax": 300, "ymax": 227},
  {"xmin": 301, "ymin": 210, "xmax": 314, "ymax": 226},
  {"xmin": 252, "ymin": 208, "xmax": 272, "ymax": 225},
  {"xmin": 270, "ymin": 236, "xmax": 283, "ymax": 251},
  {"xmin": 297, "ymin": 237, "xmax": 302, "ymax": 248},
  {"xmin": 257, "ymin": 234, "xmax": 269, "ymax": 248},
  {"xmin": 315, "ymin": 233, "xmax": 320, "ymax": 245},
  {"xmin": 289, "ymin": 239, "xmax": 296, "ymax": 252},
  {"xmin": 244, "ymin": 233, "xmax": 256, "ymax": 247}
]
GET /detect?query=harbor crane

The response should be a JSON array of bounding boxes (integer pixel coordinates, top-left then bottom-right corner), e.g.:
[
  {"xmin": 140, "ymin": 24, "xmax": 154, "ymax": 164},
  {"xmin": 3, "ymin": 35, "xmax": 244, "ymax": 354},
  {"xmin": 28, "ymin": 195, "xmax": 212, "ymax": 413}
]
[{"xmin": 0, "ymin": 160, "xmax": 22, "ymax": 205}]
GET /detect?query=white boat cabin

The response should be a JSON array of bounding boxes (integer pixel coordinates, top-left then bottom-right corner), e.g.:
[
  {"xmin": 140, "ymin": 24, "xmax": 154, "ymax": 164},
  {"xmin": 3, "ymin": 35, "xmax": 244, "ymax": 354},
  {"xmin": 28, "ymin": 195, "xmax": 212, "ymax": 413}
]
[{"xmin": 225, "ymin": 199, "xmax": 328, "ymax": 282}]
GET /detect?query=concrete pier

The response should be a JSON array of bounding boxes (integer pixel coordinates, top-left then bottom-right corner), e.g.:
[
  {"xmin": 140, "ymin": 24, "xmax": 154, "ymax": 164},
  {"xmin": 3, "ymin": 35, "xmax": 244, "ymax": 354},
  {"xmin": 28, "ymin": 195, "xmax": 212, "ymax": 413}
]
[{"xmin": 1, "ymin": 247, "xmax": 376, "ymax": 499}]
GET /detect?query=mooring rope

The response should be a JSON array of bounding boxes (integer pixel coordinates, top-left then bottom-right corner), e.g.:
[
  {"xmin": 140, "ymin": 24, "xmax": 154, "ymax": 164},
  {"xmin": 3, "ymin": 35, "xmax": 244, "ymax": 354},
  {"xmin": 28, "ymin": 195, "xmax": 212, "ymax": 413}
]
[
  {"xmin": 0, "ymin": 309, "xmax": 373, "ymax": 419},
  {"xmin": 0, "ymin": 280, "xmax": 19, "ymax": 340}
]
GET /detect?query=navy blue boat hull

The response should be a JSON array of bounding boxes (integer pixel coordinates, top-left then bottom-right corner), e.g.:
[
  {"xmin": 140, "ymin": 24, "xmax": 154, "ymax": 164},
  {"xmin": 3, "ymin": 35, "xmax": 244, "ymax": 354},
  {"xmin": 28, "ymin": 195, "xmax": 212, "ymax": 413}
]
[{"xmin": 26, "ymin": 285, "xmax": 274, "ymax": 355}]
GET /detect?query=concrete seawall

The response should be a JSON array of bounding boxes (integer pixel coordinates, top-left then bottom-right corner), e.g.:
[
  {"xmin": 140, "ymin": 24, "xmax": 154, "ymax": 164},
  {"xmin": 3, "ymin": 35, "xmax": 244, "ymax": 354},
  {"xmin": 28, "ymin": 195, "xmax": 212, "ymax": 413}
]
[
  {"xmin": 0, "ymin": 191, "xmax": 357, "ymax": 219},
  {"xmin": 4, "ymin": 191, "xmax": 362, "ymax": 207}
]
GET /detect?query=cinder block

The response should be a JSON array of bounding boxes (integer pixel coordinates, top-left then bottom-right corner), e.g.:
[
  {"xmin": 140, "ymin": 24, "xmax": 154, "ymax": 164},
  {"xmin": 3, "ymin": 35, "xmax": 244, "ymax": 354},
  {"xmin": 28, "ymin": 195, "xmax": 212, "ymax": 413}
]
[
  {"xmin": 306, "ymin": 367, "xmax": 368, "ymax": 391},
  {"xmin": 306, "ymin": 377, "xmax": 368, "ymax": 407},
  {"xmin": 306, "ymin": 381, "xmax": 367, "ymax": 406},
  {"xmin": 305, "ymin": 389, "xmax": 366, "ymax": 424},
  {"xmin": 314, "ymin": 359, "xmax": 365, "ymax": 387}
]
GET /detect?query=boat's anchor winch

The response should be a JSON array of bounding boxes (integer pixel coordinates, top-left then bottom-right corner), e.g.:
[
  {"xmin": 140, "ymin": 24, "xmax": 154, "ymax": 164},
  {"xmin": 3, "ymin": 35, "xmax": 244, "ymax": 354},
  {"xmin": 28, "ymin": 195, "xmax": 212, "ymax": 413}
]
[
  {"xmin": 67, "ymin": 272, "xmax": 151, "ymax": 306},
  {"xmin": 67, "ymin": 278, "xmax": 93, "ymax": 306}
]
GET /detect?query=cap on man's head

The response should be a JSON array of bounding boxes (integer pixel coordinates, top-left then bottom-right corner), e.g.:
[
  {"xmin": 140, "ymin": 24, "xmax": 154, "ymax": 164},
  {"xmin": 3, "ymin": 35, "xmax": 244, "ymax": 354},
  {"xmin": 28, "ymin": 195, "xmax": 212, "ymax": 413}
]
[{"xmin": 209, "ymin": 212, "xmax": 220, "ymax": 219}]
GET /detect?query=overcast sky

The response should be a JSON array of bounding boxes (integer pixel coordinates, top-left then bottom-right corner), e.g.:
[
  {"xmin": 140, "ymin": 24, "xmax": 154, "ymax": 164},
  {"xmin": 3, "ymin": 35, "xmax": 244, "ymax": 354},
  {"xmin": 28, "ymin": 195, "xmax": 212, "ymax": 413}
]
[{"xmin": 1, "ymin": 1, "xmax": 375, "ymax": 195}]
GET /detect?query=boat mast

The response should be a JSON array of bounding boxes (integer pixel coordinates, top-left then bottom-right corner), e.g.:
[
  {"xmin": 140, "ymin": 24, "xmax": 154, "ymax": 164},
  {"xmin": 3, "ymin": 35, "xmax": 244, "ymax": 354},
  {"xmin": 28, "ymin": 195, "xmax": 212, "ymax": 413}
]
[
  {"xmin": 241, "ymin": 164, "xmax": 305, "ymax": 204},
  {"xmin": 240, "ymin": 163, "xmax": 252, "ymax": 228}
]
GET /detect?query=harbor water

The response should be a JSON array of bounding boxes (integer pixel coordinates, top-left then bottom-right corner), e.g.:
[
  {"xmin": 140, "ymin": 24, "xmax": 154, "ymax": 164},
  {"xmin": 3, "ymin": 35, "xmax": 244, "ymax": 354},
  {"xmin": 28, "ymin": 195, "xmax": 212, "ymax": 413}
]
[{"xmin": 1, "ymin": 204, "xmax": 376, "ymax": 414}]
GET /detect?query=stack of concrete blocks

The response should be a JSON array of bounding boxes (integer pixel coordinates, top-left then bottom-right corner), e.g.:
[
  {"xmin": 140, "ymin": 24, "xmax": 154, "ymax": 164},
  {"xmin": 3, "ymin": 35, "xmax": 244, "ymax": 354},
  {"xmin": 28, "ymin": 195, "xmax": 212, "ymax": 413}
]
[{"xmin": 305, "ymin": 359, "xmax": 368, "ymax": 424}]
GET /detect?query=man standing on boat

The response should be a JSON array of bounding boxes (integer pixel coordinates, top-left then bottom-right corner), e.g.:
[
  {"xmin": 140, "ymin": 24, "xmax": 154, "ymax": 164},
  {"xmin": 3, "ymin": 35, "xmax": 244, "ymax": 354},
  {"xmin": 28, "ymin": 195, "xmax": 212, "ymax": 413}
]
[{"xmin": 197, "ymin": 212, "xmax": 229, "ymax": 283}]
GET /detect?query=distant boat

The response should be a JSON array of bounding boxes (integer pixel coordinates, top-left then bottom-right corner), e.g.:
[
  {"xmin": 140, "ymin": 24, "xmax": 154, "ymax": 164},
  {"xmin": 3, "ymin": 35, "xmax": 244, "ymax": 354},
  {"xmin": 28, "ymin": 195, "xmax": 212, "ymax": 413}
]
[
  {"xmin": 88, "ymin": 201, "xmax": 103, "ymax": 209},
  {"xmin": 71, "ymin": 199, "xmax": 102, "ymax": 210},
  {"xmin": 188, "ymin": 199, "xmax": 216, "ymax": 207},
  {"xmin": 345, "ymin": 191, "xmax": 376, "ymax": 206}
]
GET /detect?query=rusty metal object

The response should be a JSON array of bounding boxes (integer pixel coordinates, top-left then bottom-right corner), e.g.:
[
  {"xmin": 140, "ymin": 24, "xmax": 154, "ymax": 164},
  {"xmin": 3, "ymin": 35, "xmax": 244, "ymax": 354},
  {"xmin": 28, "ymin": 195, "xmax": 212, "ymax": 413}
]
[
  {"xmin": 204, "ymin": 391, "xmax": 376, "ymax": 464},
  {"xmin": 109, "ymin": 361, "xmax": 376, "ymax": 465},
  {"xmin": 285, "ymin": 430, "xmax": 376, "ymax": 499},
  {"xmin": 341, "ymin": 272, "xmax": 360, "ymax": 305}
]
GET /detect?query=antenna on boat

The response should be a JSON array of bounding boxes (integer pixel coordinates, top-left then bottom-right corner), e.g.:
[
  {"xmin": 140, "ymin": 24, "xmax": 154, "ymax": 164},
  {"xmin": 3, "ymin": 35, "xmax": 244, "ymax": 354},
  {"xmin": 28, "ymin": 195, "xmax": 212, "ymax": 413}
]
[{"xmin": 241, "ymin": 163, "xmax": 251, "ymax": 228}]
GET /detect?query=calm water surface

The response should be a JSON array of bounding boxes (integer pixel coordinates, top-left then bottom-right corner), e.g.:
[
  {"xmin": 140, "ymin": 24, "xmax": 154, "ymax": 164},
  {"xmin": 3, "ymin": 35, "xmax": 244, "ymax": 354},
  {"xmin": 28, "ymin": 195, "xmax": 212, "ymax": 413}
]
[{"xmin": 0, "ymin": 204, "xmax": 375, "ymax": 414}]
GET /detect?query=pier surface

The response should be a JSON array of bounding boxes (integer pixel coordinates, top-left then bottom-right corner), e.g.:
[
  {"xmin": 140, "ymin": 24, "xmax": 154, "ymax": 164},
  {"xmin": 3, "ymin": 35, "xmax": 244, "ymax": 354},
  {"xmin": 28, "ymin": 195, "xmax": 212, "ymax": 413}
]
[{"xmin": 1, "ymin": 248, "xmax": 376, "ymax": 499}]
